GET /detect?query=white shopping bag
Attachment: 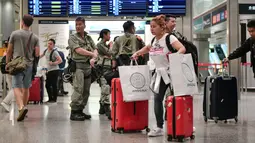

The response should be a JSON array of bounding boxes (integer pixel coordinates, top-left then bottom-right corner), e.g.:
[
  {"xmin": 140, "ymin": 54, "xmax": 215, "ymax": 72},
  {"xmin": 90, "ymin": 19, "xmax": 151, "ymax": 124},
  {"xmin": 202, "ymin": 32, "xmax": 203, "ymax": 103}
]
[
  {"xmin": 118, "ymin": 60, "xmax": 152, "ymax": 102},
  {"xmin": 169, "ymin": 53, "xmax": 198, "ymax": 96}
]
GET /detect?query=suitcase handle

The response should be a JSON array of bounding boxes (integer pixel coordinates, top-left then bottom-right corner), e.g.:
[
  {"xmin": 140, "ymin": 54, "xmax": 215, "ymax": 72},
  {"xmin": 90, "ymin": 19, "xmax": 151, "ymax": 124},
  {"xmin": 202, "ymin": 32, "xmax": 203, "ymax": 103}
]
[{"xmin": 221, "ymin": 76, "xmax": 232, "ymax": 80}]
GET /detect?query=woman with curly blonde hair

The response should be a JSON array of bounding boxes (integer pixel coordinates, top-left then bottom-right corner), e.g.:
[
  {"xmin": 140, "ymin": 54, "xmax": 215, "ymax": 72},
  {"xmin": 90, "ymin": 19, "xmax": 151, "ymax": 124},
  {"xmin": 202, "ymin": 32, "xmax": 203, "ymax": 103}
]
[{"xmin": 132, "ymin": 14, "xmax": 186, "ymax": 137}]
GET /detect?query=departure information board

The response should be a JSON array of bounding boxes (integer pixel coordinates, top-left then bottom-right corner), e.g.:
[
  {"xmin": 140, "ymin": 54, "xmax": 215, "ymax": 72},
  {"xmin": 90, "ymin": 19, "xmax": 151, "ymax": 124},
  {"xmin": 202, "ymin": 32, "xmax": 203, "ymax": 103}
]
[
  {"xmin": 28, "ymin": 0, "xmax": 67, "ymax": 17},
  {"xmin": 68, "ymin": 0, "xmax": 107, "ymax": 15},
  {"xmin": 147, "ymin": 0, "xmax": 186, "ymax": 16},
  {"xmin": 108, "ymin": 0, "xmax": 146, "ymax": 16}
]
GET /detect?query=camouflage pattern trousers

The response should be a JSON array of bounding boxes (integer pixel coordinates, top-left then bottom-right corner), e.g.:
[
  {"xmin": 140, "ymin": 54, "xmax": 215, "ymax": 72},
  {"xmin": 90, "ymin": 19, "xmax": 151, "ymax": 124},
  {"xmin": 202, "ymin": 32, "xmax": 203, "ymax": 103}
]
[
  {"xmin": 98, "ymin": 70, "xmax": 111, "ymax": 105},
  {"xmin": 70, "ymin": 68, "xmax": 91, "ymax": 111}
]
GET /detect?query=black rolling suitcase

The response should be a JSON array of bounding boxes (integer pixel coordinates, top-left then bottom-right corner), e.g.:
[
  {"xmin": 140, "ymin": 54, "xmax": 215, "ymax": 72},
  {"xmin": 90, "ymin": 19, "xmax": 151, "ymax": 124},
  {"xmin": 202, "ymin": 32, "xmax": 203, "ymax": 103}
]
[{"xmin": 203, "ymin": 75, "xmax": 238, "ymax": 123}]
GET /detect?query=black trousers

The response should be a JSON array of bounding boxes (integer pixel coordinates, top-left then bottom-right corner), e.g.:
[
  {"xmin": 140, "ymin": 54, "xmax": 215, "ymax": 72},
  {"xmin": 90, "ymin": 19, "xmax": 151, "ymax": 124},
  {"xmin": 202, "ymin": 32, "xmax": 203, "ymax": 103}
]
[
  {"xmin": 154, "ymin": 79, "xmax": 170, "ymax": 128},
  {"xmin": 58, "ymin": 70, "xmax": 65, "ymax": 94},
  {"xmin": 46, "ymin": 70, "xmax": 60, "ymax": 102}
]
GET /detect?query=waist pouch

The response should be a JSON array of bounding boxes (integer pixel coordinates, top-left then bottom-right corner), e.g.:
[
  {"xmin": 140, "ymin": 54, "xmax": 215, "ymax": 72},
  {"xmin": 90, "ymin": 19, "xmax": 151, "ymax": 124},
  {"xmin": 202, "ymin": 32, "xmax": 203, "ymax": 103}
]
[
  {"xmin": 68, "ymin": 59, "xmax": 77, "ymax": 73},
  {"xmin": 117, "ymin": 54, "xmax": 131, "ymax": 66}
]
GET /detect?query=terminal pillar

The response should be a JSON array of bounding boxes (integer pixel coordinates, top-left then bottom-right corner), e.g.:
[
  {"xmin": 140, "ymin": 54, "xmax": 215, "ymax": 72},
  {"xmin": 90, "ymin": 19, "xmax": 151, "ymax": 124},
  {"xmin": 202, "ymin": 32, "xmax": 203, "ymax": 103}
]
[
  {"xmin": 227, "ymin": 0, "xmax": 240, "ymax": 98},
  {"xmin": 0, "ymin": 0, "xmax": 15, "ymax": 41},
  {"xmin": 193, "ymin": 34, "xmax": 210, "ymax": 64}
]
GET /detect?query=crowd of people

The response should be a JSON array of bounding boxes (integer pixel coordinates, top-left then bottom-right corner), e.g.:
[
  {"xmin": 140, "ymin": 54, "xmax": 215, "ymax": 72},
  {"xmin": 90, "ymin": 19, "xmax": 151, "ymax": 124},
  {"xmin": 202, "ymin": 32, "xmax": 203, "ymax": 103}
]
[
  {"xmin": 0, "ymin": 13, "xmax": 183, "ymax": 137},
  {"xmin": 4, "ymin": 14, "xmax": 255, "ymax": 137}
]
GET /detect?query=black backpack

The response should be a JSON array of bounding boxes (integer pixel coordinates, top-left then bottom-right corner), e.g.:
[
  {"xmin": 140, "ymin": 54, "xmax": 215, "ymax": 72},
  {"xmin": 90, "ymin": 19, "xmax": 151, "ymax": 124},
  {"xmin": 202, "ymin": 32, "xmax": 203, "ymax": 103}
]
[
  {"xmin": 151, "ymin": 34, "xmax": 198, "ymax": 76},
  {"xmin": 0, "ymin": 56, "xmax": 8, "ymax": 74},
  {"xmin": 44, "ymin": 49, "xmax": 66, "ymax": 69},
  {"xmin": 117, "ymin": 36, "xmax": 147, "ymax": 66}
]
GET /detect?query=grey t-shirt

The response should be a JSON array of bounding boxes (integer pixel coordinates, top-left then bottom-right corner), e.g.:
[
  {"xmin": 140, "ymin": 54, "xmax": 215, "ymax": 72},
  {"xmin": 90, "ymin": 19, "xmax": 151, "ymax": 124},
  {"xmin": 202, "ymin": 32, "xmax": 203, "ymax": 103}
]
[
  {"xmin": 45, "ymin": 49, "xmax": 60, "ymax": 72},
  {"xmin": 9, "ymin": 29, "xmax": 39, "ymax": 66}
]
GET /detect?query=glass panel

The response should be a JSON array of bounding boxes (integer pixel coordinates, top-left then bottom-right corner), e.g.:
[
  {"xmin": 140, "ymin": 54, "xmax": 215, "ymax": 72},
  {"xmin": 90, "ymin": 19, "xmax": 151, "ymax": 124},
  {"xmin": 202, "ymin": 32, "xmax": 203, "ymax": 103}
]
[{"xmin": 193, "ymin": 0, "xmax": 226, "ymax": 17}]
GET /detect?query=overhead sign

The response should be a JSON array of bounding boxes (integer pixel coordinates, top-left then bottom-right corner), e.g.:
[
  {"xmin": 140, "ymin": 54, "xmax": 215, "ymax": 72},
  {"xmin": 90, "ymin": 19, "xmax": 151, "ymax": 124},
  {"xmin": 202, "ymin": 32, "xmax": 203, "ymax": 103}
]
[
  {"xmin": 239, "ymin": 4, "xmax": 255, "ymax": 14},
  {"xmin": 203, "ymin": 13, "xmax": 211, "ymax": 29},
  {"xmin": 193, "ymin": 17, "xmax": 203, "ymax": 32},
  {"xmin": 212, "ymin": 5, "xmax": 227, "ymax": 26}
]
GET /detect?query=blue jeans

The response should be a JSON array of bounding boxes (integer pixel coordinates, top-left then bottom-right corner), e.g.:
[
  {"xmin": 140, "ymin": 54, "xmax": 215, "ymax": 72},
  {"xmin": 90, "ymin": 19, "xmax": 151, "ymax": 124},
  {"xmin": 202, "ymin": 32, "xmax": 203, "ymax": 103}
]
[{"xmin": 12, "ymin": 66, "xmax": 33, "ymax": 88}]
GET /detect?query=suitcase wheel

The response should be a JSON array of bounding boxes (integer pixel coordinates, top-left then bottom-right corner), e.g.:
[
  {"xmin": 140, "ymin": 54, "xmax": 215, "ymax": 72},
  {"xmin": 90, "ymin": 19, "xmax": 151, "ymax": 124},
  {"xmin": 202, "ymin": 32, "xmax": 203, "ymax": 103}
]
[
  {"xmin": 204, "ymin": 117, "xmax": 208, "ymax": 122},
  {"xmin": 117, "ymin": 129, "xmax": 124, "ymax": 134},
  {"xmin": 213, "ymin": 117, "xmax": 218, "ymax": 123},
  {"xmin": 177, "ymin": 137, "xmax": 185, "ymax": 142},
  {"xmin": 224, "ymin": 120, "xmax": 228, "ymax": 123},
  {"xmin": 235, "ymin": 117, "xmax": 238, "ymax": 123},
  {"xmin": 145, "ymin": 127, "xmax": 150, "ymax": 133},
  {"xmin": 111, "ymin": 128, "xmax": 115, "ymax": 132},
  {"xmin": 167, "ymin": 135, "xmax": 173, "ymax": 141},
  {"xmin": 190, "ymin": 135, "xmax": 195, "ymax": 140}
]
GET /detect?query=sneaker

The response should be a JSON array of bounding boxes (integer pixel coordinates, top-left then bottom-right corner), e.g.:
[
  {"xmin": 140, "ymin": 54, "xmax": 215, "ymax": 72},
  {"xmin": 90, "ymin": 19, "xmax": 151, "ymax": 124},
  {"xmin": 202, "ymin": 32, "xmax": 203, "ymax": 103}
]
[
  {"xmin": 1, "ymin": 102, "xmax": 10, "ymax": 112},
  {"xmin": 17, "ymin": 107, "xmax": 28, "ymax": 122},
  {"xmin": 148, "ymin": 127, "xmax": 164, "ymax": 137}
]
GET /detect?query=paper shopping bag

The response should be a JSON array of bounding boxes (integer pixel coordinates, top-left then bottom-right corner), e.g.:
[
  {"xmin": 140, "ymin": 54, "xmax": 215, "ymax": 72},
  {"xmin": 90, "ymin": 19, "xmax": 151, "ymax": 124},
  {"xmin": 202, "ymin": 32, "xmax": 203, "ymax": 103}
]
[
  {"xmin": 118, "ymin": 64, "xmax": 152, "ymax": 102},
  {"xmin": 169, "ymin": 53, "xmax": 198, "ymax": 96}
]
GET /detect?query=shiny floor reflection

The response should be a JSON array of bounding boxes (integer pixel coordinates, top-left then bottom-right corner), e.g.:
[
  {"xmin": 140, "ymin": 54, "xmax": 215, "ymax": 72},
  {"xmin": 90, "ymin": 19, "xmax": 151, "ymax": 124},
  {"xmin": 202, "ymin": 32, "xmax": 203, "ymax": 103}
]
[{"xmin": 0, "ymin": 83, "xmax": 255, "ymax": 143}]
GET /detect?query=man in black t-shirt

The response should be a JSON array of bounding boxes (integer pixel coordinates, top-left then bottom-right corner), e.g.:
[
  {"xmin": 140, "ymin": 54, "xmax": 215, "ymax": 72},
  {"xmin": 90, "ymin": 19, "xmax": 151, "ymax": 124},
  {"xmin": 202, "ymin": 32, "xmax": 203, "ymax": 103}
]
[{"xmin": 223, "ymin": 20, "xmax": 255, "ymax": 76}]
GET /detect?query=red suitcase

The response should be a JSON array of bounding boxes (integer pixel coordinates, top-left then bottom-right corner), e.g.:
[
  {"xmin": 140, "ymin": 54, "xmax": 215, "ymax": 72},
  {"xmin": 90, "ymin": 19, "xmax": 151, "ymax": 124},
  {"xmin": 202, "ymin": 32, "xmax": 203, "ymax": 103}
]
[
  {"xmin": 29, "ymin": 77, "xmax": 41, "ymax": 103},
  {"xmin": 167, "ymin": 95, "xmax": 195, "ymax": 142},
  {"xmin": 111, "ymin": 78, "xmax": 150, "ymax": 133}
]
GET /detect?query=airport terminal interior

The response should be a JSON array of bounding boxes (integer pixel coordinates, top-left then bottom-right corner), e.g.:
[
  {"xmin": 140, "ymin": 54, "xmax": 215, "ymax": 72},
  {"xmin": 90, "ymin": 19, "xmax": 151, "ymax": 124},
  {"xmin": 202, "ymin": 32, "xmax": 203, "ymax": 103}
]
[{"xmin": 1, "ymin": 0, "xmax": 255, "ymax": 143}]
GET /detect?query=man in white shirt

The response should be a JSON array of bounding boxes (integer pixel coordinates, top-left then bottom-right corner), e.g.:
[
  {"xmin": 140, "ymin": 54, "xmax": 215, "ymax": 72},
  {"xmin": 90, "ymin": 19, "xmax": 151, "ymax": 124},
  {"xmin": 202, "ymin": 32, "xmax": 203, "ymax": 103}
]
[{"xmin": 40, "ymin": 39, "xmax": 62, "ymax": 103}]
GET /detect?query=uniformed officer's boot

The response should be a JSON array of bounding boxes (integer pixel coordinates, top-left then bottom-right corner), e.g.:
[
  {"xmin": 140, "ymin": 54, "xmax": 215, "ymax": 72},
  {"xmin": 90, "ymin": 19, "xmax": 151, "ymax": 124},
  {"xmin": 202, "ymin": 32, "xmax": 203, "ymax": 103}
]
[
  {"xmin": 99, "ymin": 103, "xmax": 105, "ymax": 115},
  {"xmin": 79, "ymin": 110, "xmax": 91, "ymax": 119},
  {"xmin": 104, "ymin": 104, "xmax": 111, "ymax": 120},
  {"xmin": 70, "ymin": 110, "xmax": 85, "ymax": 121}
]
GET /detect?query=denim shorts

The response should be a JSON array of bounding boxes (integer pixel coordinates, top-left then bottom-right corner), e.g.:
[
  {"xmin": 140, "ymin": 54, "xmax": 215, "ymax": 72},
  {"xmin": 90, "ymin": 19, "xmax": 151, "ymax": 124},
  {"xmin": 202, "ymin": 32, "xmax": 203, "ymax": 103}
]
[{"xmin": 12, "ymin": 66, "xmax": 33, "ymax": 88}]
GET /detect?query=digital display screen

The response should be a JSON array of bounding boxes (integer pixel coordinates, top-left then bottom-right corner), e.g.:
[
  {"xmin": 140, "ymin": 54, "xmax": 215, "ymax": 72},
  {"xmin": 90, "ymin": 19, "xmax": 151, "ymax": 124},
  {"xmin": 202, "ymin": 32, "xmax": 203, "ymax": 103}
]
[
  {"xmin": 239, "ymin": 4, "xmax": 255, "ymax": 14},
  {"xmin": 108, "ymin": 0, "xmax": 147, "ymax": 16},
  {"xmin": 28, "ymin": 0, "xmax": 67, "ymax": 17},
  {"xmin": 212, "ymin": 5, "xmax": 226, "ymax": 25},
  {"xmin": 68, "ymin": 0, "xmax": 107, "ymax": 15},
  {"xmin": 147, "ymin": 0, "xmax": 186, "ymax": 16}
]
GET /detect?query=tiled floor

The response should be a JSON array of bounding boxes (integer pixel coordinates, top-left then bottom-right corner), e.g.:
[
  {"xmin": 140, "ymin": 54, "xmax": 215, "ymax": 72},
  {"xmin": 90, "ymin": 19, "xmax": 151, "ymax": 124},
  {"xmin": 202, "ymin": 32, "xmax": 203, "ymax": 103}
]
[{"xmin": 0, "ymin": 83, "xmax": 255, "ymax": 143}]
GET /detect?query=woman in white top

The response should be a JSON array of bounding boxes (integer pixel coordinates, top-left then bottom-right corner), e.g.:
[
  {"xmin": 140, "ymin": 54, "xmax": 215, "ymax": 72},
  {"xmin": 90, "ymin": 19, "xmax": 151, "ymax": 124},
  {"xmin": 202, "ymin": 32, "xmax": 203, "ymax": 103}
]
[{"xmin": 132, "ymin": 15, "xmax": 186, "ymax": 137}]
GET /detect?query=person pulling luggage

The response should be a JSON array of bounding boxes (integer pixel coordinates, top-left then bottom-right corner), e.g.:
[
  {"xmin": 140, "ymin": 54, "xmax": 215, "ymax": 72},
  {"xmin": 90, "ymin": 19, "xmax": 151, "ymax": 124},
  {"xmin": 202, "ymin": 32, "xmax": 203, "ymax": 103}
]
[
  {"xmin": 132, "ymin": 14, "xmax": 186, "ymax": 137},
  {"xmin": 96, "ymin": 29, "xmax": 113, "ymax": 120},
  {"xmin": 223, "ymin": 20, "xmax": 255, "ymax": 71}
]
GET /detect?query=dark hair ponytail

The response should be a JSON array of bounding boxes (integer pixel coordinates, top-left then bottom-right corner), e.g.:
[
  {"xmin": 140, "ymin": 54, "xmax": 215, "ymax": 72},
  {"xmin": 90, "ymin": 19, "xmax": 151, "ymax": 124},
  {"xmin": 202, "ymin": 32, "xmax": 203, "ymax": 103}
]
[{"xmin": 98, "ymin": 29, "xmax": 111, "ymax": 41}]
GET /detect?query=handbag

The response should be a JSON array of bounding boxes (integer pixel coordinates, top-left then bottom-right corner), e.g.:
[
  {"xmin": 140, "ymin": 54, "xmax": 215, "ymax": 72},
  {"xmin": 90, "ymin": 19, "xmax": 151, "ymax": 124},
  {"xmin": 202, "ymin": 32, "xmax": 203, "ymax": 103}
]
[
  {"xmin": 99, "ymin": 58, "xmax": 119, "ymax": 86},
  {"xmin": 118, "ymin": 60, "xmax": 152, "ymax": 102},
  {"xmin": 103, "ymin": 70, "xmax": 119, "ymax": 86},
  {"xmin": 7, "ymin": 33, "xmax": 33, "ymax": 75}
]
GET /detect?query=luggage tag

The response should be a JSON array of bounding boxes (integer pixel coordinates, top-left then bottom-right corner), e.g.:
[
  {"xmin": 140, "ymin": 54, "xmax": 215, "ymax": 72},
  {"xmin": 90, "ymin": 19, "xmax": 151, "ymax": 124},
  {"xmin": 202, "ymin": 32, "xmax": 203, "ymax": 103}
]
[{"xmin": 220, "ymin": 62, "xmax": 232, "ymax": 80}]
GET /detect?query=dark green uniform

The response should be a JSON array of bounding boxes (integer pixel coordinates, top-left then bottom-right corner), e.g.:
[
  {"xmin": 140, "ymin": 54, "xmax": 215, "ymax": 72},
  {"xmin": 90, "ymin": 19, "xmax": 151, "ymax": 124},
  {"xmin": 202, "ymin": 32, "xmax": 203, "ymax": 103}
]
[
  {"xmin": 68, "ymin": 32, "xmax": 97, "ymax": 111},
  {"xmin": 96, "ymin": 40, "xmax": 113, "ymax": 105},
  {"xmin": 112, "ymin": 33, "xmax": 147, "ymax": 65},
  {"xmin": 112, "ymin": 33, "xmax": 140, "ymax": 60}
]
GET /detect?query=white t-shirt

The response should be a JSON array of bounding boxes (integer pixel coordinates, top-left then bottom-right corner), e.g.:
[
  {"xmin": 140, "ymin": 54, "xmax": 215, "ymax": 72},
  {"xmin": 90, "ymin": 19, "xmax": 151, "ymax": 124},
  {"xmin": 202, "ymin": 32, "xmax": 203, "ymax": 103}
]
[
  {"xmin": 45, "ymin": 49, "xmax": 60, "ymax": 72},
  {"xmin": 149, "ymin": 33, "xmax": 178, "ymax": 69}
]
